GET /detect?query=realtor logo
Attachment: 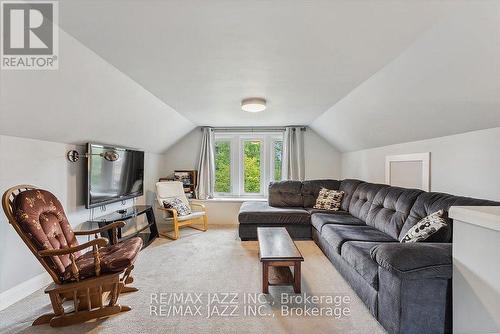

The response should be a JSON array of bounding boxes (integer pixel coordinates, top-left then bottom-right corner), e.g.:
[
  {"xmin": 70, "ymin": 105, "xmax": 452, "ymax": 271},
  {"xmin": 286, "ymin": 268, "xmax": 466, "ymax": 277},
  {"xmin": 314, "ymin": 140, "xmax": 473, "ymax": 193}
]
[{"xmin": 1, "ymin": 1, "xmax": 58, "ymax": 70}]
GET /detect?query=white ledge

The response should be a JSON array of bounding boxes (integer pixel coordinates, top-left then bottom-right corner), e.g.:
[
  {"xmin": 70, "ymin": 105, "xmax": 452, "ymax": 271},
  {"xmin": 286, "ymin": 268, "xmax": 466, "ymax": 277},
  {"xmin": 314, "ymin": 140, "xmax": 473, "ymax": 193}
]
[
  {"xmin": 191, "ymin": 198, "xmax": 267, "ymax": 203},
  {"xmin": 449, "ymin": 206, "xmax": 500, "ymax": 232}
]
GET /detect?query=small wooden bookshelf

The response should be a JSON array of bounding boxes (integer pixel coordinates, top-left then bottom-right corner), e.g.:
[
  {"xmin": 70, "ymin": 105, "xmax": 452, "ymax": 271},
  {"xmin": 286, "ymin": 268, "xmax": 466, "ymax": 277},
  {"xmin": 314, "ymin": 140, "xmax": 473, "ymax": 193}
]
[{"xmin": 159, "ymin": 170, "xmax": 198, "ymax": 199}]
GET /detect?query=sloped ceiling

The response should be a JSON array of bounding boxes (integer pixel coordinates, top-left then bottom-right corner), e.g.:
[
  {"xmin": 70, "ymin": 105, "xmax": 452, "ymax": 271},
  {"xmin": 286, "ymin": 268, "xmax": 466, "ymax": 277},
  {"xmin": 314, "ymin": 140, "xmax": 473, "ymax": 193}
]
[
  {"xmin": 1, "ymin": 1, "xmax": 499, "ymax": 153},
  {"xmin": 311, "ymin": 1, "xmax": 500, "ymax": 152},
  {"xmin": 56, "ymin": 0, "xmax": 457, "ymax": 127},
  {"xmin": 0, "ymin": 26, "xmax": 195, "ymax": 153}
]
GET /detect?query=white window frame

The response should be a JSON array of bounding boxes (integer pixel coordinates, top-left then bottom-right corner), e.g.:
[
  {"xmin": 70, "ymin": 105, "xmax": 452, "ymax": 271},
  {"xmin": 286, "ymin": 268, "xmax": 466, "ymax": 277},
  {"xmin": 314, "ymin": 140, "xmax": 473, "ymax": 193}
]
[{"xmin": 213, "ymin": 132, "xmax": 283, "ymax": 198}]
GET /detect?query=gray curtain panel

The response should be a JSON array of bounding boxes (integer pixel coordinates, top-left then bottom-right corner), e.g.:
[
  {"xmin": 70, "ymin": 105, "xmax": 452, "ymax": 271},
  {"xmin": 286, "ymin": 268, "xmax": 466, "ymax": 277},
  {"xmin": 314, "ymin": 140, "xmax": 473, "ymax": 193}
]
[
  {"xmin": 196, "ymin": 127, "xmax": 215, "ymax": 199},
  {"xmin": 282, "ymin": 127, "xmax": 305, "ymax": 181}
]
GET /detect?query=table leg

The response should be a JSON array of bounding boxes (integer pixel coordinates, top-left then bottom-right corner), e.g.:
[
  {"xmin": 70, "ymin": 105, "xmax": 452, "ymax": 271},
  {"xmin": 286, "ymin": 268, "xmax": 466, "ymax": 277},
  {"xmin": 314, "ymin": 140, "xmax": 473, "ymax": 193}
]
[
  {"xmin": 262, "ymin": 262, "xmax": 269, "ymax": 294},
  {"xmin": 146, "ymin": 207, "xmax": 159, "ymax": 240},
  {"xmin": 293, "ymin": 261, "xmax": 301, "ymax": 293}
]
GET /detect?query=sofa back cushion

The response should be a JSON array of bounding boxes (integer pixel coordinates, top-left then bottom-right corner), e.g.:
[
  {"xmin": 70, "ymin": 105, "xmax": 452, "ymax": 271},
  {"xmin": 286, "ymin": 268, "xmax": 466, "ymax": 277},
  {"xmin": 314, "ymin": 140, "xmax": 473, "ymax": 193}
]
[
  {"xmin": 301, "ymin": 179, "xmax": 340, "ymax": 208},
  {"xmin": 401, "ymin": 192, "xmax": 500, "ymax": 242},
  {"xmin": 268, "ymin": 181, "xmax": 304, "ymax": 207},
  {"xmin": 349, "ymin": 183, "xmax": 390, "ymax": 221},
  {"xmin": 366, "ymin": 187, "xmax": 423, "ymax": 240},
  {"xmin": 339, "ymin": 179, "xmax": 365, "ymax": 212}
]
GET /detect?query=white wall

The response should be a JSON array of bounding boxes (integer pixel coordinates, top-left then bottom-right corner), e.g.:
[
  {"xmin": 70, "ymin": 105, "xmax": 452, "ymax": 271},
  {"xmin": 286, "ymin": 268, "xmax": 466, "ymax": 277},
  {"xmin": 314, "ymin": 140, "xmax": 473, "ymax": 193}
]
[
  {"xmin": 0, "ymin": 135, "xmax": 163, "ymax": 301},
  {"xmin": 304, "ymin": 129, "xmax": 341, "ymax": 179},
  {"xmin": 341, "ymin": 127, "xmax": 500, "ymax": 201},
  {"xmin": 162, "ymin": 128, "xmax": 203, "ymax": 175},
  {"xmin": 162, "ymin": 127, "xmax": 341, "ymax": 180}
]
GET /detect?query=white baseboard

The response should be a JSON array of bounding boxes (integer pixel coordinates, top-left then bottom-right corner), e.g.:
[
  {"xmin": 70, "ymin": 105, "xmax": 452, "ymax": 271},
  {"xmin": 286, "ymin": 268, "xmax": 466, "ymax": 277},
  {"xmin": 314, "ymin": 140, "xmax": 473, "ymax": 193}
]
[{"xmin": 0, "ymin": 272, "xmax": 52, "ymax": 311}]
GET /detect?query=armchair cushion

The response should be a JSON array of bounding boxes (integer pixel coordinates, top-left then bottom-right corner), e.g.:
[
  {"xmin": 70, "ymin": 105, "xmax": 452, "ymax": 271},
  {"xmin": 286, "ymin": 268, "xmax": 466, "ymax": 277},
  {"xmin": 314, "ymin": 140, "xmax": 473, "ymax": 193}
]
[
  {"xmin": 164, "ymin": 211, "xmax": 205, "ymax": 222},
  {"xmin": 63, "ymin": 237, "xmax": 143, "ymax": 281},
  {"xmin": 163, "ymin": 198, "xmax": 191, "ymax": 216},
  {"xmin": 14, "ymin": 189, "xmax": 80, "ymax": 275},
  {"xmin": 370, "ymin": 242, "xmax": 452, "ymax": 280}
]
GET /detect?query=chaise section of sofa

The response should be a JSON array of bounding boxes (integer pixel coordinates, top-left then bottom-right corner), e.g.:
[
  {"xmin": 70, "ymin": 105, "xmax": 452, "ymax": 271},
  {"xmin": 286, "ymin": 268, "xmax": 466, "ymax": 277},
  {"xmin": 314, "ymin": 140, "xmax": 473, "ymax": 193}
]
[
  {"xmin": 238, "ymin": 179, "xmax": 343, "ymax": 240},
  {"xmin": 238, "ymin": 201, "xmax": 311, "ymax": 240}
]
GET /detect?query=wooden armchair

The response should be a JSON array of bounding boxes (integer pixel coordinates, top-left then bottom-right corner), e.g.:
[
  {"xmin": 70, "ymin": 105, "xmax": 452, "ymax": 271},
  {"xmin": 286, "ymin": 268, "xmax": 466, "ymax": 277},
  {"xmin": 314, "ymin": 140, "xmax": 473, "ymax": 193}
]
[
  {"xmin": 156, "ymin": 181, "xmax": 208, "ymax": 240},
  {"xmin": 1, "ymin": 185, "xmax": 143, "ymax": 327}
]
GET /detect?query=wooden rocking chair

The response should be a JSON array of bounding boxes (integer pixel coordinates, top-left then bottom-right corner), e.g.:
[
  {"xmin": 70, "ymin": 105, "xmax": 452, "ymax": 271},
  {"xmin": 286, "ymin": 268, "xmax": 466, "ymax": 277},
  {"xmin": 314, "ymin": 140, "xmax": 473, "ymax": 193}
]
[{"xmin": 2, "ymin": 185, "xmax": 143, "ymax": 327}]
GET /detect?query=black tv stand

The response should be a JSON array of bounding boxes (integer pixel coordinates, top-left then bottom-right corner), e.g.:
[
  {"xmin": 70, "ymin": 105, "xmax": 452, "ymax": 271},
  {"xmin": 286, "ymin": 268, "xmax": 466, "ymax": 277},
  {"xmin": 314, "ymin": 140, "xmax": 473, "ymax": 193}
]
[{"xmin": 86, "ymin": 205, "xmax": 159, "ymax": 248}]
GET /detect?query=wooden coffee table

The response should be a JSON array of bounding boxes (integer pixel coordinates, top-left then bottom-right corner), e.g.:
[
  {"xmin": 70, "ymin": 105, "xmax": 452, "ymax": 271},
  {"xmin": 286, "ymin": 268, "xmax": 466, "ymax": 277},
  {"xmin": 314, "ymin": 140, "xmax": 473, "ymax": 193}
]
[{"xmin": 257, "ymin": 227, "xmax": 304, "ymax": 294}]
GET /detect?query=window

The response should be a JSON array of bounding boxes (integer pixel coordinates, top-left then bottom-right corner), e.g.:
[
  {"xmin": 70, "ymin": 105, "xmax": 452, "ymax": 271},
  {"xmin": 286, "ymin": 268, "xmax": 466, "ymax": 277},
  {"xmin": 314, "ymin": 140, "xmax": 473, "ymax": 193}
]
[
  {"xmin": 214, "ymin": 132, "xmax": 283, "ymax": 197},
  {"xmin": 243, "ymin": 140, "xmax": 262, "ymax": 193},
  {"xmin": 273, "ymin": 140, "xmax": 283, "ymax": 182},
  {"xmin": 214, "ymin": 141, "xmax": 231, "ymax": 193}
]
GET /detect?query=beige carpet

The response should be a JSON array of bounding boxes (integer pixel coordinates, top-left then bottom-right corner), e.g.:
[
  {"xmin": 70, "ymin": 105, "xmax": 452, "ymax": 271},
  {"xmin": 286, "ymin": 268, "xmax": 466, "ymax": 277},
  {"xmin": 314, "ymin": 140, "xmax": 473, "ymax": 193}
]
[{"xmin": 0, "ymin": 225, "xmax": 385, "ymax": 334}]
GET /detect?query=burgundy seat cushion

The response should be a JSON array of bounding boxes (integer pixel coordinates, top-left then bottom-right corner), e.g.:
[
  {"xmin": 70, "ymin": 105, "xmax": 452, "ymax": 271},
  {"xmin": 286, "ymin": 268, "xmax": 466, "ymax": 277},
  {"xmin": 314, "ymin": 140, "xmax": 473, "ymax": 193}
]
[
  {"xmin": 63, "ymin": 237, "xmax": 143, "ymax": 281},
  {"xmin": 14, "ymin": 188, "xmax": 143, "ymax": 282},
  {"xmin": 14, "ymin": 189, "xmax": 80, "ymax": 275}
]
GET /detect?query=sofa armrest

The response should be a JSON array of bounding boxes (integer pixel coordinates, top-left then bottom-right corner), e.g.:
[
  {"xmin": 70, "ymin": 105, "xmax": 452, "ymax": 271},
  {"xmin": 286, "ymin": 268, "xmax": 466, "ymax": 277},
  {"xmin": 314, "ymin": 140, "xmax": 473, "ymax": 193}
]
[{"xmin": 370, "ymin": 243, "xmax": 452, "ymax": 280}]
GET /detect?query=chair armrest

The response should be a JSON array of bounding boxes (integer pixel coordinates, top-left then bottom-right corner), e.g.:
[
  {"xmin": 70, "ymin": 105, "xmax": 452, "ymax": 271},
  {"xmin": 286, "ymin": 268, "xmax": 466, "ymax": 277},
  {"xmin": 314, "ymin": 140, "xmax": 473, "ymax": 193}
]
[
  {"xmin": 74, "ymin": 221, "xmax": 126, "ymax": 236},
  {"xmin": 38, "ymin": 238, "xmax": 108, "ymax": 257},
  {"xmin": 157, "ymin": 206, "xmax": 178, "ymax": 219},
  {"xmin": 190, "ymin": 202, "xmax": 206, "ymax": 211},
  {"xmin": 370, "ymin": 243, "xmax": 452, "ymax": 280}
]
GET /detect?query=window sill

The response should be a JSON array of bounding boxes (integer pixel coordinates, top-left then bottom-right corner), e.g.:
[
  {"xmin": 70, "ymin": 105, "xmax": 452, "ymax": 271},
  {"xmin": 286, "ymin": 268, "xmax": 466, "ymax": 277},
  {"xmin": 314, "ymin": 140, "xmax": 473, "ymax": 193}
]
[{"xmin": 191, "ymin": 197, "xmax": 267, "ymax": 203}]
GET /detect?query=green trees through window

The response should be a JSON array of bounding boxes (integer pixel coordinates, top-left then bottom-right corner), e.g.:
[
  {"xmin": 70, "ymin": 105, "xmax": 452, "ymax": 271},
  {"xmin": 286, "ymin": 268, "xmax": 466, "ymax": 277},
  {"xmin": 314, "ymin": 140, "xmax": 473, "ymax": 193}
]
[
  {"xmin": 243, "ymin": 141, "xmax": 261, "ymax": 193},
  {"xmin": 274, "ymin": 141, "xmax": 283, "ymax": 181},
  {"xmin": 214, "ymin": 134, "xmax": 283, "ymax": 196},
  {"xmin": 214, "ymin": 141, "xmax": 231, "ymax": 193}
]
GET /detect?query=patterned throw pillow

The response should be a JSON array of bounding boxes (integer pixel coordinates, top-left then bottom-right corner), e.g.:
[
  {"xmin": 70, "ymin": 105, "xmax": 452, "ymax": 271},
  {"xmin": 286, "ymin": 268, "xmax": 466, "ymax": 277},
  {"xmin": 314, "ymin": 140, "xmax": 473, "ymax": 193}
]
[
  {"xmin": 400, "ymin": 210, "xmax": 448, "ymax": 243},
  {"xmin": 163, "ymin": 198, "xmax": 191, "ymax": 216},
  {"xmin": 313, "ymin": 188, "xmax": 345, "ymax": 211}
]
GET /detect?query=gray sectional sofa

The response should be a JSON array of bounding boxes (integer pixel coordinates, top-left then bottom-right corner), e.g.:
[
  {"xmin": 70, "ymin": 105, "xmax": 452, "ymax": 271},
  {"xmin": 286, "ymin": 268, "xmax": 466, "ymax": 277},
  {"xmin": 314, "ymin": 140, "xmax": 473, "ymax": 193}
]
[{"xmin": 238, "ymin": 179, "xmax": 500, "ymax": 334}]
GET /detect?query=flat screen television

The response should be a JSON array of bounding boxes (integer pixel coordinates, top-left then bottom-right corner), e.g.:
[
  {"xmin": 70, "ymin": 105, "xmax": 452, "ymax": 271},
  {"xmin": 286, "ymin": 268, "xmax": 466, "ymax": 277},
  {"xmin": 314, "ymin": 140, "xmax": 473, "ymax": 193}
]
[{"xmin": 86, "ymin": 143, "xmax": 144, "ymax": 208}]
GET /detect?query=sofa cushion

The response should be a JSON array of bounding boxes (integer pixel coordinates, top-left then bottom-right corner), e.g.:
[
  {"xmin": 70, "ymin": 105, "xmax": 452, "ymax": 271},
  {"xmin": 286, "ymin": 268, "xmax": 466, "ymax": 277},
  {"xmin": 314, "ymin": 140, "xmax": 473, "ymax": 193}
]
[
  {"xmin": 365, "ymin": 186, "xmax": 423, "ymax": 240},
  {"xmin": 400, "ymin": 192, "xmax": 500, "ymax": 242},
  {"xmin": 370, "ymin": 242, "xmax": 452, "ymax": 280},
  {"xmin": 341, "ymin": 241, "xmax": 382, "ymax": 290},
  {"xmin": 313, "ymin": 188, "xmax": 344, "ymax": 211},
  {"xmin": 349, "ymin": 183, "xmax": 390, "ymax": 222},
  {"xmin": 321, "ymin": 225, "xmax": 397, "ymax": 254},
  {"xmin": 311, "ymin": 213, "xmax": 365, "ymax": 233},
  {"xmin": 339, "ymin": 179, "xmax": 365, "ymax": 212},
  {"xmin": 401, "ymin": 210, "xmax": 448, "ymax": 243},
  {"xmin": 306, "ymin": 208, "xmax": 350, "ymax": 215},
  {"xmin": 302, "ymin": 179, "xmax": 340, "ymax": 208},
  {"xmin": 268, "ymin": 181, "xmax": 303, "ymax": 207},
  {"xmin": 238, "ymin": 201, "xmax": 310, "ymax": 225}
]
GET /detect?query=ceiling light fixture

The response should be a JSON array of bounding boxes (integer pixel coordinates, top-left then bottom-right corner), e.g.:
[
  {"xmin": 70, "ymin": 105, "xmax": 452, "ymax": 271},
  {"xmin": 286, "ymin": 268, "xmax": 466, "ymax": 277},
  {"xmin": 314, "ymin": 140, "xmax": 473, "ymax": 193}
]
[{"xmin": 241, "ymin": 97, "xmax": 266, "ymax": 113}]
